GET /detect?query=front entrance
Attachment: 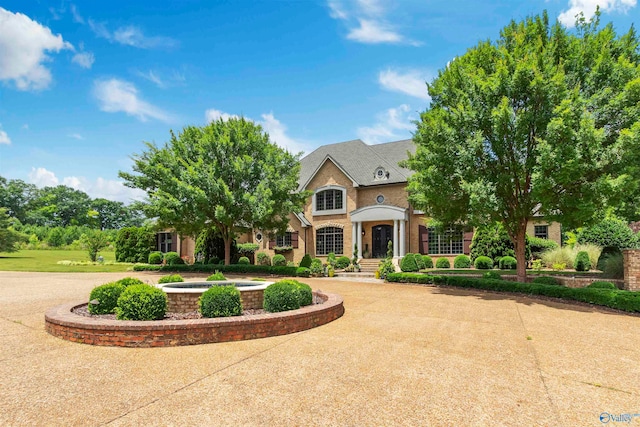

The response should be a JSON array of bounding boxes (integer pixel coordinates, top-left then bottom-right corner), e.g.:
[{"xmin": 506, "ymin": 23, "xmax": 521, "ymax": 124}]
[{"xmin": 372, "ymin": 224, "xmax": 393, "ymax": 258}]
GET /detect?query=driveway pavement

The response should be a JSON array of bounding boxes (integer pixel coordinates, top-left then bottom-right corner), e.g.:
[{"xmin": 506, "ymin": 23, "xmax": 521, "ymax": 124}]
[{"xmin": 1, "ymin": 271, "xmax": 639, "ymax": 426}]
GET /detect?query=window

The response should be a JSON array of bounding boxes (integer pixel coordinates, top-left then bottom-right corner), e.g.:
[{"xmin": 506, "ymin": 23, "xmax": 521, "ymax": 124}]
[
  {"xmin": 376, "ymin": 194, "xmax": 385, "ymax": 204},
  {"xmin": 157, "ymin": 232, "xmax": 173, "ymax": 253},
  {"xmin": 276, "ymin": 232, "xmax": 292, "ymax": 247},
  {"xmin": 316, "ymin": 227, "xmax": 344, "ymax": 255},
  {"xmin": 427, "ymin": 226, "xmax": 463, "ymax": 255},
  {"xmin": 534, "ymin": 225, "xmax": 549, "ymax": 239},
  {"xmin": 313, "ymin": 186, "xmax": 347, "ymax": 216}
]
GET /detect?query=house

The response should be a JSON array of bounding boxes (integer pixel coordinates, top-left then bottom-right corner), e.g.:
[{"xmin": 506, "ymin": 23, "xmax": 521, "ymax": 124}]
[{"xmin": 161, "ymin": 138, "xmax": 562, "ymax": 264}]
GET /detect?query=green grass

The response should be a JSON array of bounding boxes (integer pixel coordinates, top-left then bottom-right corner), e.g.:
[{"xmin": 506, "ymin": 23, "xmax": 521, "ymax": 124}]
[{"xmin": 0, "ymin": 250, "xmax": 133, "ymax": 272}]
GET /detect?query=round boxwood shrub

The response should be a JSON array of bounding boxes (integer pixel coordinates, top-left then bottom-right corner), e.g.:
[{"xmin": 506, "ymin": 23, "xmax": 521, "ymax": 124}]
[
  {"xmin": 435, "ymin": 257, "xmax": 451, "ymax": 269},
  {"xmin": 199, "ymin": 285, "xmax": 242, "ymax": 318},
  {"xmin": 499, "ymin": 256, "xmax": 517, "ymax": 270},
  {"xmin": 157, "ymin": 274, "xmax": 184, "ymax": 284},
  {"xmin": 532, "ymin": 276, "xmax": 561, "ymax": 286},
  {"xmin": 164, "ymin": 251, "xmax": 184, "ymax": 265},
  {"xmin": 207, "ymin": 271, "xmax": 227, "ymax": 281},
  {"xmin": 335, "ymin": 256, "xmax": 350, "ymax": 269},
  {"xmin": 574, "ymin": 251, "xmax": 591, "ymax": 272},
  {"xmin": 422, "ymin": 255, "xmax": 434, "ymax": 269},
  {"xmin": 148, "ymin": 251, "xmax": 163, "ymax": 265},
  {"xmin": 238, "ymin": 256, "xmax": 250, "ymax": 265},
  {"xmin": 116, "ymin": 277, "xmax": 145, "ymax": 287},
  {"xmin": 263, "ymin": 280, "xmax": 301, "ymax": 312},
  {"xmin": 272, "ymin": 254, "xmax": 287, "ymax": 266},
  {"xmin": 115, "ymin": 284, "xmax": 167, "ymax": 320},
  {"xmin": 88, "ymin": 282, "xmax": 125, "ymax": 315},
  {"xmin": 310, "ymin": 258, "xmax": 323, "ymax": 276},
  {"xmin": 400, "ymin": 253, "xmax": 419, "ymax": 272},
  {"xmin": 256, "ymin": 252, "xmax": 271, "ymax": 266},
  {"xmin": 587, "ymin": 281, "xmax": 617, "ymax": 289},
  {"xmin": 453, "ymin": 255, "xmax": 471, "ymax": 269},
  {"xmin": 415, "ymin": 255, "xmax": 426, "ymax": 270},
  {"xmin": 482, "ymin": 271, "xmax": 502, "ymax": 280},
  {"xmin": 293, "ymin": 280, "xmax": 313, "ymax": 306},
  {"xmin": 474, "ymin": 256, "xmax": 494, "ymax": 270},
  {"xmin": 299, "ymin": 253, "xmax": 312, "ymax": 268}
]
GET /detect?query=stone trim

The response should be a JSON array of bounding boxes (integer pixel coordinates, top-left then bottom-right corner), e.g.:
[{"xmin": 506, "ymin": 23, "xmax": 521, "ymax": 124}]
[{"xmin": 315, "ymin": 222, "xmax": 345, "ymax": 230}]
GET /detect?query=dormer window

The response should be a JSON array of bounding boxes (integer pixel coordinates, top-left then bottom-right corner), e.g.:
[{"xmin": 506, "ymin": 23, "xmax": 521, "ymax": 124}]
[
  {"xmin": 312, "ymin": 185, "xmax": 347, "ymax": 216},
  {"xmin": 374, "ymin": 167, "xmax": 388, "ymax": 181}
]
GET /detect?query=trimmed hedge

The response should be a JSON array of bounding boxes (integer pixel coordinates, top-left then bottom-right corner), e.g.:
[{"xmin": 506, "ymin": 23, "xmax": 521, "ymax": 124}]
[
  {"xmin": 263, "ymin": 280, "xmax": 302, "ymax": 312},
  {"xmin": 164, "ymin": 252, "xmax": 184, "ymax": 265},
  {"xmin": 256, "ymin": 252, "xmax": 271, "ymax": 266},
  {"xmin": 532, "ymin": 276, "xmax": 561, "ymax": 286},
  {"xmin": 296, "ymin": 267, "xmax": 311, "ymax": 277},
  {"xmin": 483, "ymin": 271, "xmax": 502, "ymax": 280},
  {"xmin": 272, "ymin": 254, "xmax": 287, "ymax": 266},
  {"xmin": 88, "ymin": 282, "xmax": 125, "ymax": 315},
  {"xmin": 299, "ymin": 254, "xmax": 312, "ymax": 268},
  {"xmin": 336, "ymin": 256, "xmax": 350, "ymax": 269},
  {"xmin": 587, "ymin": 281, "xmax": 617, "ymax": 289},
  {"xmin": 453, "ymin": 255, "xmax": 471, "ymax": 269},
  {"xmin": 400, "ymin": 254, "xmax": 420, "ymax": 272},
  {"xmin": 574, "ymin": 251, "xmax": 591, "ymax": 272},
  {"xmin": 238, "ymin": 256, "xmax": 250, "ymax": 265},
  {"xmin": 435, "ymin": 258, "xmax": 450, "ymax": 269},
  {"xmin": 206, "ymin": 271, "xmax": 227, "ymax": 281},
  {"xmin": 474, "ymin": 256, "xmax": 493, "ymax": 270},
  {"xmin": 499, "ymin": 256, "xmax": 517, "ymax": 270},
  {"xmin": 199, "ymin": 285, "xmax": 242, "ymax": 318},
  {"xmin": 116, "ymin": 277, "xmax": 145, "ymax": 287},
  {"xmin": 132, "ymin": 263, "xmax": 309, "ymax": 277},
  {"xmin": 158, "ymin": 274, "xmax": 184, "ymax": 284},
  {"xmin": 148, "ymin": 251, "xmax": 163, "ymax": 265},
  {"xmin": 385, "ymin": 273, "xmax": 640, "ymax": 313},
  {"xmin": 115, "ymin": 284, "xmax": 167, "ymax": 320},
  {"xmin": 422, "ymin": 255, "xmax": 433, "ymax": 269}
]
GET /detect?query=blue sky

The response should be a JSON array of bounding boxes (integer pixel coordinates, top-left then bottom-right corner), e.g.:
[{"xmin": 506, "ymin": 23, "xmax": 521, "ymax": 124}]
[{"xmin": 0, "ymin": 0, "xmax": 637, "ymax": 203}]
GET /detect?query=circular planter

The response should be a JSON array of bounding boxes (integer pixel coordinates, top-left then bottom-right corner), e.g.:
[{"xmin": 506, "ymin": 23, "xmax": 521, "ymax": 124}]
[
  {"xmin": 45, "ymin": 291, "xmax": 344, "ymax": 348},
  {"xmin": 157, "ymin": 280, "xmax": 273, "ymax": 312}
]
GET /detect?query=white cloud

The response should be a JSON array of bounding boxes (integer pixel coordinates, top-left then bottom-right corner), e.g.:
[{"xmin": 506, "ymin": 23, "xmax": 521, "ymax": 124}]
[
  {"xmin": 68, "ymin": 133, "xmax": 84, "ymax": 140},
  {"xmin": 137, "ymin": 70, "xmax": 165, "ymax": 88},
  {"xmin": 70, "ymin": 4, "xmax": 84, "ymax": 24},
  {"xmin": 205, "ymin": 109, "xmax": 240, "ymax": 123},
  {"xmin": 357, "ymin": 104, "xmax": 416, "ymax": 145},
  {"xmin": 21, "ymin": 124, "xmax": 29, "ymax": 130},
  {"xmin": 0, "ymin": 7, "xmax": 73, "ymax": 90},
  {"xmin": 72, "ymin": 51, "xmax": 95, "ymax": 69},
  {"xmin": 559, "ymin": 0, "xmax": 637, "ymax": 27},
  {"xmin": 379, "ymin": 68, "xmax": 431, "ymax": 101},
  {"xmin": 94, "ymin": 78, "xmax": 173, "ymax": 122},
  {"xmin": 89, "ymin": 20, "xmax": 176, "ymax": 49},
  {"xmin": 328, "ymin": 1, "xmax": 348, "ymax": 19},
  {"xmin": 0, "ymin": 127, "xmax": 11, "ymax": 145},
  {"xmin": 28, "ymin": 167, "xmax": 145, "ymax": 203},
  {"xmin": 347, "ymin": 19, "xmax": 404, "ymax": 44}
]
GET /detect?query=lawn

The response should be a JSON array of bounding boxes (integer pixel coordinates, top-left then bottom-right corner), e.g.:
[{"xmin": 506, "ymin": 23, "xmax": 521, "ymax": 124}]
[{"xmin": 0, "ymin": 250, "xmax": 133, "ymax": 272}]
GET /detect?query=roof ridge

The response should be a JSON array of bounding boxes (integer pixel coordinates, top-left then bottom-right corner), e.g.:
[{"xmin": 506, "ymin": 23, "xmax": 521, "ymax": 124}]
[{"xmin": 364, "ymin": 140, "xmax": 411, "ymax": 177}]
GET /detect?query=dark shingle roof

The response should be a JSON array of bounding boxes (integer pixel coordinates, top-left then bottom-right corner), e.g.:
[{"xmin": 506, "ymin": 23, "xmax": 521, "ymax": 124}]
[{"xmin": 298, "ymin": 139, "xmax": 416, "ymax": 190}]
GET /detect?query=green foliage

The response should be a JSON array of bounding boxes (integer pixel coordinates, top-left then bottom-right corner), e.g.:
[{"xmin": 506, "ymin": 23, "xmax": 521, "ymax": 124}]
[
  {"xmin": 377, "ymin": 258, "xmax": 396, "ymax": 279},
  {"xmin": 499, "ymin": 256, "xmax": 517, "ymax": 270},
  {"xmin": 80, "ymin": 229, "xmax": 110, "ymax": 262},
  {"xmin": 296, "ymin": 267, "xmax": 311, "ymax": 277},
  {"xmin": 453, "ymin": 254, "xmax": 471, "ymax": 269},
  {"xmin": 0, "ymin": 208, "xmax": 26, "ymax": 253},
  {"xmin": 387, "ymin": 240, "xmax": 393, "ymax": 259},
  {"xmin": 263, "ymin": 280, "xmax": 306, "ymax": 312},
  {"xmin": 532, "ymin": 276, "xmax": 561, "ymax": 286},
  {"xmin": 88, "ymin": 282, "xmax": 125, "ymax": 314},
  {"xmin": 47, "ymin": 227, "xmax": 65, "ymax": 247},
  {"xmin": 414, "ymin": 254, "xmax": 426, "ymax": 270},
  {"xmin": 577, "ymin": 218, "xmax": 639, "ymax": 251},
  {"xmin": 238, "ymin": 256, "xmax": 250, "ymax": 265},
  {"xmin": 272, "ymin": 254, "xmax": 286, "ymax": 266},
  {"xmin": 164, "ymin": 251, "xmax": 184, "ymax": 265},
  {"xmin": 132, "ymin": 263, "xmax": 309, "ymax": 277},
  {"xmin": 115, "ymin": 284, "xmax": 167, "ymax": 320},
  {"xmin": 400, "ymin": 253, "xmax": 419, "ymax": 272},
  {"xmin": 483, "ymin": 271, "xmax": 502, "ymax": 280},
  {"xmin": 206, "ymin": 271, "xmax": 227, "ymax": 281},
  {"xmin": 115, "ymin": 227, "xmax": 155, "ymax": 263},
  {"xmin": 237, "ymin": 243, "xmax": 259, "ymax": 254},
  {"xmin": 541, "ymin": 244, "xmax": 601, "ymax": 270},
  {"xmin": 256, "ymin": 252, "xmax": 271, "ymax": 266},
  {"xmin": 601, "ymin": 252, "xmax": 625, "ymax": 279},
  {"xmin": 195, "ymin": 228, "xmax": 237, "ymax": 265},
  {"xmin": 574, "ymin": 251, "xmax": 591, "ymax": 272},
  {"xmin": 469, "ymin": 223, "xmax": 530, "ymax": 263},
  {"xmin": 116, "ymin": 277, "xmax": 145, "ymax": 287},
  {"xmin": 421, "ymin": 255, "xmax": 433, "ymax": 269},
  {"xmin": 335, "ymin": 256, "xmax": 350, "ymax": 269},
  {"xmin": 528, "ymin": 236, "xmax": 559, "ymax": 259},
  {"xmin": 588, "ymin": 281, "xmax": 617, "ymax": 289},
  {"xmin": 327, "ymin": 252, "xmax": 337, "ymax": 268},
  {"xmin": 148, "ymin": 251, "xmax": 163, "ymax": 264},
  {"xmin": 310, "ymin": 258, "xmax": 323, "ymax": 276},
  {"xmin": 199, "ymin": 285, "xmax": 242, "ymax": 318},
  {"xmin": 474, "ymin": 256, "xmax": 493, "ymax": 270},
  {"xmin": 299, "ymin": 253, "xmax": 312, "ymax": 268},
  {"xmin": 158, "ymin": 274, "xmax": 184, "ymax": 284},
  {"xmin": 435, "ymin": 257, "xmax": 451, "ymax": 269}
]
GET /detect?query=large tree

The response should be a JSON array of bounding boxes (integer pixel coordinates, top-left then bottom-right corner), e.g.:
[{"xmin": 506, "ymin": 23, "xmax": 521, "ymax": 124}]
[
  {"xmin": 0, "ymin": 208, "xmax": 26, "ymax": 253},
  {"xmin": 405, "ymin": 12, "xmax": 640, "ymax": 282},
  {"xmin": 119, "ymin": 117, "xmax": 308, "ymax": 265}
]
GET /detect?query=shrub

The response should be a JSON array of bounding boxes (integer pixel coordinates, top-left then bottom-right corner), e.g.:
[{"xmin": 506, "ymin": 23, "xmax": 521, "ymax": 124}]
[
  {"xmin": 115, "ymin": 284, "xmax": 167, "ymax": 320},
  {"xmin": 256, "ymin": 252, "xmax": 271, "ymax": 266},
  {"xmin": 272, "ymin": 254, "xmax": 287, "ymax": 266},
  {"xmin": 158, "ymin": 274, "xmax": 184, "ymax": 284},
  {"xmin": 296, "ymin": 267, "xmax": 311, "ymax": 277},
  {"xmin": 577, "ymin": 218, "xmax": 639, "ymax": 251},
  {"xmin": 299, "ymin": 254, "xmax": 312, "ymax": 268},
  {"xmin": 115, "ymin": 226, "xmax": 156, "ymax": 263},
  {"xmin": 574, "ymin": 251, "xmax": 591, "ymax": 272},
  {"xmin": 116, "ymin": 277, "xmax": 145, "ymax": 288},
  {"xmin": 287, "ymin": 261, "xmax": 296, "ymax": 267},
  {"xmin": 293, "ymin": 280, "xmax": 313, "ymax": 306},
  {"xmin": 483, "ymin": 271, "xmax": 502, "ymax": 280},
  {"xmin": 206, "ymin": 271, "xmax": 227, "ymax": 281},
  {"xmin": 310, "ymin": 258, "xmax": 323, "ymax": 276},
  {"xmin": 528, "ymin": 236, "xmax": 559, "ymax": 259},
  {"xmin": 552, "ymin": 262, "xmax": 566, "ymax": 271},
  {"xmin": 453, "ymin": 255, "xmax": 471, "ymax": 269},
  {"xmin": 602, "ymin": 252, "xmax": 624, "ymax": 279},
  {"xmin": 264, "ymin": 280, "xmax": 301, "ymax": 312},
  {"xmin": 474, "ymin": 256, "xmax": 493, "ymax": 270},
  {"xmin": 207, "ymin": 256, "xmax": 221, "ymax": 265},
  {"xmin": 436, "ymin": 257, "xmax": 451, "ymax": 269},
  {"xmin": 238, "ymin": 256, "xmax": 250, "ymax": 265},
  {"xmin": 237, "ymin": 243, "xmax": 259, "ymax": 255},
  {"xmin": 326, "ymin": 252, "xmax": 337, "ymax": 268},
  {"xmin": 148, "ymin": 251, "xmax": 163, "ymax": 264},
  {"xmin": 422, "ymin": 255, "xmax": 433, "ymax": 269},
  {"xmin": 335, "ymin": 256, "xmax": 350, "ymax": 269},
  {"xmin": 532, "ymin": 276, "xmax": 561, "ymax": 286},
  {"xmin": 415, "ymin": 255, "xmax": 426, "ymax": 270},
  {"xmin": 164, "ymin": 252, "xmax": 184, "ymax": 265},
  {"xmin": 588, "ymin": 281, "xmax": 617, "ymax": 289},
  {"xmin": 400, "ymin": 254, "xmax": 419, "ymax": 272},
  {"xmin": 499, "ymin": 256, "xmax": 517, "ymax": 270},
  {"xmin": 469, "ymin": 222, "xmax": 530, "ymax": 263},
  {"xmin": 377, "ymin": 258, "xmax": 396, "ymax": 279},
  {"xmin": 88, "ymin": 282, "xmax": 125, "ymax": 315},
  {"xmin": 199, "ymin": 285, "xmax": 242, "ymax": 318}
]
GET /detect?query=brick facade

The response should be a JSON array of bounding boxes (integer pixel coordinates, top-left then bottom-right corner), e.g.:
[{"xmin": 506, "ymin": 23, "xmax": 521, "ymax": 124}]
[
  {"xmin": 623, "ymin": 249, "xmax": 640, "ymax": 291},
  {"xmin": 166, "ymin": 289, "xmax": 264, "ymax": 313}
]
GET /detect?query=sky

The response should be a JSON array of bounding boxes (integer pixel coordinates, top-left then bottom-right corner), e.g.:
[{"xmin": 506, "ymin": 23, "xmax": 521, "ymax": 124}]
[{"xmin": 0, "ymin": 0, "xmax": 637, "ymax": 203}]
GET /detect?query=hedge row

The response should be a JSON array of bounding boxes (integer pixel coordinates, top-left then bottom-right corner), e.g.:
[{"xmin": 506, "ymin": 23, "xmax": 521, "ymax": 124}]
[
  {"xmin": 385, "ymin": 273, "xmax": 640, "ymax": 313},
  {"xmin": 132, "ymin": 263, "xmax": 311, "ymax": 277}
]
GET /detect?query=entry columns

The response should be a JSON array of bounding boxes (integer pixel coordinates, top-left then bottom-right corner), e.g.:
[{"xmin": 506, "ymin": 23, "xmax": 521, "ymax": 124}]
[
  {"xmin": 399, "ymin": 220, "xmax": 406, "ymax": 257},
  {"xmin": 357, "ymin": 222, "xmax": 363, "ymax": 259},
  {"xmin": 352, "ymin": 223, "xmax": 357, "ymax": 259},
  {"xmin": 393, "ymin": 220, "xmax": 399, "ymax": 258}
]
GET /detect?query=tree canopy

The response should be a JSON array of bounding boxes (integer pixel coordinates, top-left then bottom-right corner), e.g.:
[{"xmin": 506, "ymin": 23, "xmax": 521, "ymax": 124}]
[
  {"xmin": 119, "ymin": 117, "xmax": 308, "ymax": 265},
  {"xmin": 0, "ymin": 208, "xmax": 26, "ymax": 253},
  {"xmin": 404, "ymin": 11, "xmax": 640, "ymax": 281}
]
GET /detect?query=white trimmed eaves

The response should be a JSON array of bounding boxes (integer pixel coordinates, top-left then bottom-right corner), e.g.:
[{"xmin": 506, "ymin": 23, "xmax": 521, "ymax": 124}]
[{"xmin": 299, "ymin": 155, "xmax": 359, "ymax": 190}]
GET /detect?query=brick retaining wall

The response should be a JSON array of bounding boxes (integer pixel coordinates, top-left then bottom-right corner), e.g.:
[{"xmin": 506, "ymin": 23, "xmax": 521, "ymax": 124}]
[
  {"xmin": 623, "ymin": 249, "xmax": 640, "ymax": 291},
  {"xmin": 45, "ymin": 292, "xmax": 344, "ymax": 348},
  {"xmin": 166, "ymin": 289, "xmax": 264, "ymax": 313}
]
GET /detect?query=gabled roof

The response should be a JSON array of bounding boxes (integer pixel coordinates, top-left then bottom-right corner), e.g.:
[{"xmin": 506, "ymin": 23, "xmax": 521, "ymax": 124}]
[{"xmin": 298, "ymin": 139, "xmax": 416, "ymax": 190}]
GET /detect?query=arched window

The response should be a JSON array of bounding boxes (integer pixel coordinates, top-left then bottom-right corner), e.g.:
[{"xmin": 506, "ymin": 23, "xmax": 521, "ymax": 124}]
[
  {"xmin": 316, "ymin": 227, "xmax": 344, "ymax": 255},
  {"xmin": 312, "ymin": 186, "xmax": 346, "ymax": 216}
]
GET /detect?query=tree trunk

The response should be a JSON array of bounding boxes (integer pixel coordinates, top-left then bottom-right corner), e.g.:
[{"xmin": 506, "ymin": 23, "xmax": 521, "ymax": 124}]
[
  {"xmin": 514, "ymin": 224, "xmax": 528, "ymax": 283},
  {"xmin": 223, "ymin": 236, "xmax": 231, "ymax": 265}
]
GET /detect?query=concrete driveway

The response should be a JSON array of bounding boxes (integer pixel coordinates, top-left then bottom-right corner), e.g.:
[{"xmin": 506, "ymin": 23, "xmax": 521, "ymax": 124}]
[{"xmin": 1, "ymin": 271, "xmax": 639, "ymax": 426}]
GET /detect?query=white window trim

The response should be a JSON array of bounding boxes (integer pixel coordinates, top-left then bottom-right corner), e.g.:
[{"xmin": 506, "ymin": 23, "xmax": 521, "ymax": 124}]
[{"xmin": 312, "ymin": 185, "xmax": 347, "ymax": 216}]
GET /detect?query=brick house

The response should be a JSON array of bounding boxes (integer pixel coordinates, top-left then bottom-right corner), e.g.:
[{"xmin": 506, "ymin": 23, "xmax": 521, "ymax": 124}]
[{"xmin": 165, "ymin": 138, "xmax": 561, "ymax": 264}]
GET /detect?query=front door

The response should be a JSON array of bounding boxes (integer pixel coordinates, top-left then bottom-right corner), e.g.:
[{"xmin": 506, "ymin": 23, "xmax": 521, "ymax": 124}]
[{"xmin": 372, "ymin": 225, "xmax": 393, "ymax": 258}]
